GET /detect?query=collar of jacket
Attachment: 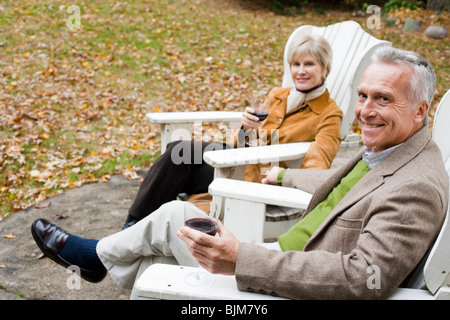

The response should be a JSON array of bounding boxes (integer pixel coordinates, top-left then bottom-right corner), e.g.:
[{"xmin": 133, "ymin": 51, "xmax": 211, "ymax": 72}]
[
  {"xmin": 372, "ymin": 125, "xmax": 431, "ymax": 177},
  {"xmin": 273, "ymin": 87, "xmax": 332, "ymax": 115}
]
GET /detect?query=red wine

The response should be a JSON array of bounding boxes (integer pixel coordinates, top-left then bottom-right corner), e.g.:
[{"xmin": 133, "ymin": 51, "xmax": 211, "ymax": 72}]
[
  {"xmin": 185, "ymin": 218, "xmax": 217, "ymax": 236},
  {"xmin": 253, "ymin": 110, "xmax": 268, "ymax": 121}
]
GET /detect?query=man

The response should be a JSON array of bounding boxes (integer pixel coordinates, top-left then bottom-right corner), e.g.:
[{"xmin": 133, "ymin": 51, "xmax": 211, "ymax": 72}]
[{"xmin": 31, "ymin": 47, "xmax": 448, "ymax": 299}]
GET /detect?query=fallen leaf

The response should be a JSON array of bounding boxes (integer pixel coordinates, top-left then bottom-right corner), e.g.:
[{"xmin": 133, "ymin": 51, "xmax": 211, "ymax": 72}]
[
  {"xmin": 29, "ymin": 169, "xmax": 41, "ymax": 178},
  {"xmin": 122, "ymin": 168, "xmax": 140, "ymax": 180},
  {"xmin": 53, "ymin": 214, "xmax": 68, "ymax": 219},
  {"xmin": 2, "ymin": 234, "xmax": 16, "ymax": 239},
  {"xmin": 34, "ymin": 201, "xmax": 52, "ymax": 209},
  {"xmin": 72, "ymin": 167, "xmax": 81, "ymax": 173},
  {"xmin": 0, "ymin": 262, "xmax": 6, "ymax": 269}
]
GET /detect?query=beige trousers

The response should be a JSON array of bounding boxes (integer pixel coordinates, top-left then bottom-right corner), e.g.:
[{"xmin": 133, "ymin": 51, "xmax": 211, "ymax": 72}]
[{"xmin": 96, "ymin": 201, "xmax": 199, "ymax": 290}]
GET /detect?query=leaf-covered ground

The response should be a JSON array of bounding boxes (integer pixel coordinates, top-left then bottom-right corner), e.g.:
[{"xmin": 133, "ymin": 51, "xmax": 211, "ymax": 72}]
[{"xmin": 0, "ymin": 0, "xmax": 448, "ymax": 218}]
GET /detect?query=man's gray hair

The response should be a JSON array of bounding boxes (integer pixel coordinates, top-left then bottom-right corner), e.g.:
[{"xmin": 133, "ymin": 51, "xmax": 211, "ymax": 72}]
[{"xmin": 372, "ymin": 47, "xmax": 436, "ymax": 107}]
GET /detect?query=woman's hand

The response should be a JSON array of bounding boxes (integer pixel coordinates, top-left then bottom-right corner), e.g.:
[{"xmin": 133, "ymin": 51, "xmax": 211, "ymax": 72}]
[{"xmin": 241, "ymin": 107, "xmax": 262, "ymax": 131}]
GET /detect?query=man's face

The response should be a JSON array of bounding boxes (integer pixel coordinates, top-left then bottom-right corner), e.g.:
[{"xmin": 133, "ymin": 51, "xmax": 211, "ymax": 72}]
[{"xmin": 355, "ymin": 63, "xmax": 427, "ymax": 153}]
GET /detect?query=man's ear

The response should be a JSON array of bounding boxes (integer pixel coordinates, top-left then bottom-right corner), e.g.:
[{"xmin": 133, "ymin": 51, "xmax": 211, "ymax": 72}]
[{"xmin": 415, "ymin": 101, "xmax": 429, "ymax": 124}]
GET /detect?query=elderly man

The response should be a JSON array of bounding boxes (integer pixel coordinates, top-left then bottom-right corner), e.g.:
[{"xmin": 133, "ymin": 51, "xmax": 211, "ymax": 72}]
[{"xmin": 31, "ymin": 47, "xmax": 448, "ymax": 299}]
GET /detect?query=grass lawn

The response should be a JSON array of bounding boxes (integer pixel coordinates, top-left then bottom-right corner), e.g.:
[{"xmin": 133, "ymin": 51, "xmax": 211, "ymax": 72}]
[{"xmin": 0, "ymin": 0, "xmax": 448, "ymax": 218}]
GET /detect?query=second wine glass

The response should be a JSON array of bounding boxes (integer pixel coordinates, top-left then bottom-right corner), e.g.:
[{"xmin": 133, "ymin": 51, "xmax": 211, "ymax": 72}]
[{"xmin": 248, "ymin": 99, "xmax": 270, "ymax": 147}]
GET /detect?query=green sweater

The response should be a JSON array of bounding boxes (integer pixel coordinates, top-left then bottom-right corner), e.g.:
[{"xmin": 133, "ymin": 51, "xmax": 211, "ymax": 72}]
[{"xmin": 278, "ymin": 160, "xmax": 369, "ymax": 251}]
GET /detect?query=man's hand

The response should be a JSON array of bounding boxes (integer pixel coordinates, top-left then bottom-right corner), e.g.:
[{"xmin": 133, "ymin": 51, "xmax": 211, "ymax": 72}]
[
  {"xmin": 177, "ymin": 219, "xmax": 240, "ymax": 275},
  {"xmin": 261, "ymin": 166, "xmax": 284, "ymax": 185}
]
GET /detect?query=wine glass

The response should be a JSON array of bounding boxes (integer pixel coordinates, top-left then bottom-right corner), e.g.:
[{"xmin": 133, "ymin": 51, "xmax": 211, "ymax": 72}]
[
  {"xmin": 252, "ymin": 99, "xmax": 270, "ymax": 122},
  {"xmin": 183, "ymin": 201, "xmax": 218, "ymax": 286},
  {"xmin": 248, "ymin": 99, "xmax": 270, "ymax": 147}
]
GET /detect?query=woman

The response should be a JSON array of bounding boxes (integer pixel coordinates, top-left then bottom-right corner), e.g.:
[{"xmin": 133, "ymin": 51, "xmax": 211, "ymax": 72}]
[{"xmin": 123, "ymin": 34, "xmax": 342, "ymax": 229}]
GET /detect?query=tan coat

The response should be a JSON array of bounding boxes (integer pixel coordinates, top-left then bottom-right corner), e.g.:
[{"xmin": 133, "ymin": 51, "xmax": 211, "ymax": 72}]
[
  {"xmin": 231, "ymin": 87, "xmax": 343, "ymax": 183},
  {"xmin": 235, "ymin": 126, "xmax": 449, "ymax": 299}
]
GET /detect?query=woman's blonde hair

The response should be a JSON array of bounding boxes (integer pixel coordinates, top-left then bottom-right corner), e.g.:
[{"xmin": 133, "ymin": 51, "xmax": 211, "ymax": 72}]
[{"xmin": 287, "ymin": 34, "xmax": 333, "ymax": 80}]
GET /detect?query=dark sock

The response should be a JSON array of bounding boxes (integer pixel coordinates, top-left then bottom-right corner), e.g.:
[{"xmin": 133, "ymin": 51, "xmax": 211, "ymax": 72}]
[{"xmin": 58, "ymin": 235, "xmax": 104, "ymax": 271}]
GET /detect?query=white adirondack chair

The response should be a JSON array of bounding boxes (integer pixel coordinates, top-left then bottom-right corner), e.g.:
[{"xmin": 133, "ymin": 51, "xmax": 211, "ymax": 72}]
[{"xmin": 132, "ymin": 90, "xmax": 450, "ymax": 300}]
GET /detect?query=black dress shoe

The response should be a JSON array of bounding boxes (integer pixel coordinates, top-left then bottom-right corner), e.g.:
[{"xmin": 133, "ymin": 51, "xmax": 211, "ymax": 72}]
[
  {"xmin": 121, "ymin": 214, "xmax": 139, "ymax": 230},
  {"xmin": 31, "ymin": 218, "xmax": 107, "ymax": 283}
]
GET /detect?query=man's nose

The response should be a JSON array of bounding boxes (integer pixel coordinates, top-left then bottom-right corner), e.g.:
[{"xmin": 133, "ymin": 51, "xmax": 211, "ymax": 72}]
[{"xmin": 360, "ymin": 99, "xmax": 378, "ymax": 118}]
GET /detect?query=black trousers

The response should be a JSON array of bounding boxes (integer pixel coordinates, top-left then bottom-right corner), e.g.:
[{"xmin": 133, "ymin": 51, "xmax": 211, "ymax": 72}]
[{"xmin": 128, "ymin": 140, "xmax": 226, "ymax": 220}]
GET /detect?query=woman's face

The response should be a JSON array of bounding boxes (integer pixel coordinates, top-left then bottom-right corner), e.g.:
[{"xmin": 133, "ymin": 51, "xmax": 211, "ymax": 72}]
[{"xmin": 290, "ymin": 53, "xmax": 326, "ymax": 91}]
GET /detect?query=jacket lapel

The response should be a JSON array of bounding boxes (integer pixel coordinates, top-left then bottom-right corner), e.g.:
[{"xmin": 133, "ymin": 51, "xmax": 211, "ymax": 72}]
[
  {"xmin": 327, "ymin": 167, "xmax": 384, "ymax": 220},
  {"xmin": 305, "ymin": 148, "xmax": 364, "ymax": 212}
]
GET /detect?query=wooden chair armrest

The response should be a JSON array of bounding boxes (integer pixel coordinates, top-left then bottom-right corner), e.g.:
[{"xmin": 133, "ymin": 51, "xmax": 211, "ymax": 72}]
[
  {"xmin": 133, "ymin": 264, "xmax": 286, "ymax": 300},
  {"xmin": 145, "ymin": 111, "xmax": 243, "ymax": 153},
  {"xmin": 209, "ymin": 178, "xmax": 312, "ymax": 209},
  {"xmin": 145, "ymin": 111, "xmax": 243, "ymax": 125},
  {"xmin": 203, "ymin": 142, "xmax": 311, "ymax": 180},
  {"xmin": 132, "ymin": 265, "xmax": 436, "ymax": 300}
]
